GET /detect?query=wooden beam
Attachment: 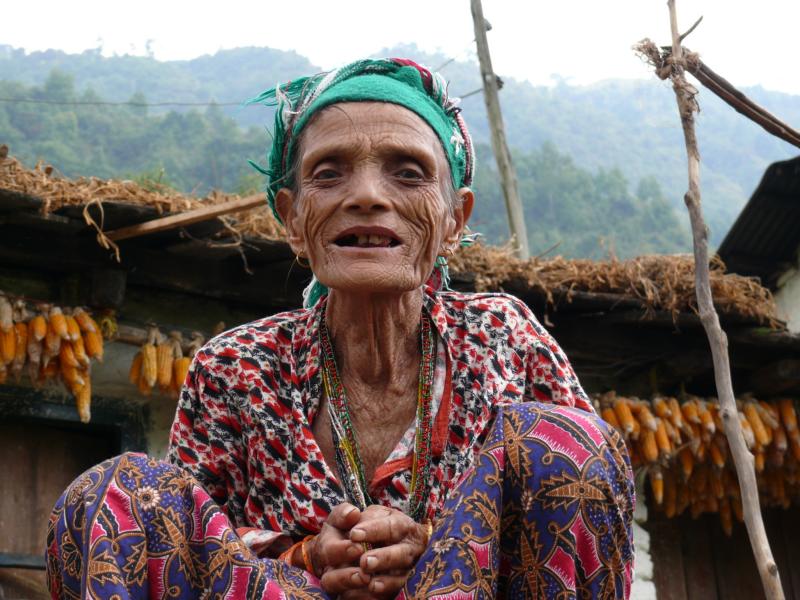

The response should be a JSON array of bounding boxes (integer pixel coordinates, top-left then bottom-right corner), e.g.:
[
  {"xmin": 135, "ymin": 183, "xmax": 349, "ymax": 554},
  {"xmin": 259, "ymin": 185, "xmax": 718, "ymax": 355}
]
[{"xmin": 105, "ymin": 194, "xmax": 265, "ymax": 242}]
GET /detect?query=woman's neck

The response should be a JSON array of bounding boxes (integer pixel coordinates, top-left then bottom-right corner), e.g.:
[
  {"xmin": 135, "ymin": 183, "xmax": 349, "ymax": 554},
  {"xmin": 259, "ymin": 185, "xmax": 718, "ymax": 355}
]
[{"xmin": 325, "ymin": 288, "xmax": 423, "ymax": 395}]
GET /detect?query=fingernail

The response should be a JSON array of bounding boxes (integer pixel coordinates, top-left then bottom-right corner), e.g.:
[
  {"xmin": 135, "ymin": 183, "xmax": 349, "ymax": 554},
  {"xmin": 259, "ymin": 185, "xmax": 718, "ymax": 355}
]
[
  {"xmin": 343, "ymin": 504, "xmax": 357, "ymax": 517},
  {"xmin": 351, "ymin": 572, "xmax": 368, "ymax": 584},
  {"xmin": 372, "ymin": 581, "xmax": 385, "ymax": 593},
  {"xmin": 350, "ymin": 528, "xmax": 366, "ymax": 541},
  {"xmin": 365, "ymin": 556, "xmax": 378, "ymax": 569},
  {"xmin": 346, "ymin": 544, "xmax": 361, "ymax": 558}
]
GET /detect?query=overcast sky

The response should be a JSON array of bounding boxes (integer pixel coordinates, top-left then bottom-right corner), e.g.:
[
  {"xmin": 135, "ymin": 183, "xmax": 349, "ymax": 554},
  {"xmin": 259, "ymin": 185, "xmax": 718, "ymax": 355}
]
[{"xmin": 5, "ymin": 0, "xmax": 800, "ymax": 94}]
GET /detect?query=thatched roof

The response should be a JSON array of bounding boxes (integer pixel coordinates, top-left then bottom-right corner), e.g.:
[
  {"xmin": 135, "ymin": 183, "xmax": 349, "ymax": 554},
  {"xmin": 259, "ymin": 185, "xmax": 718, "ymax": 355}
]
[{"xmin": 0, "ymin": 150, "xmax": 781, "ymax": 327}]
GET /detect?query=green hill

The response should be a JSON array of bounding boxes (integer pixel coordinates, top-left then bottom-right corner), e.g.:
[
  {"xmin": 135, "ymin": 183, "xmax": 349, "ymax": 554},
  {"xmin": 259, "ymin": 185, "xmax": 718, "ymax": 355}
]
[{"xmin": 1, "ymin": 43, "xmax": 797, "ymax": 254}]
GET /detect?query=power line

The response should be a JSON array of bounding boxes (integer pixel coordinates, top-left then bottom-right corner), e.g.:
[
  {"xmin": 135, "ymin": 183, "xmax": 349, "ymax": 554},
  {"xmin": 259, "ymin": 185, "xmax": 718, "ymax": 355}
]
[
  {"xmin": 0, "ymin": 88, "xmax": 487, "ymax": 108},
  {"xmin": 0, "ymin": 97, "xmax": 242, "ymax": 107}
]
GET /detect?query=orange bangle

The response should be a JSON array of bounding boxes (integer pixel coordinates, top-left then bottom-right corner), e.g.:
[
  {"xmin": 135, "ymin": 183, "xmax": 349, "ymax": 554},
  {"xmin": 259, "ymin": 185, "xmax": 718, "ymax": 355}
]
[
  {"xmin": 301, "ymin": 535, "xmax": 316, "ymax": 574},
  {"xmin": 278, "ymin": 539, "xmax": 304, "ymax": 564}
]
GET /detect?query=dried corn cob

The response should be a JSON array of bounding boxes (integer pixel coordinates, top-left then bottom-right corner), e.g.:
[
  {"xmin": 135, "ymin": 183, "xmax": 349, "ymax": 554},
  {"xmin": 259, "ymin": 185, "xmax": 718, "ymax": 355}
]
[
  {"xmin": 779, "ymin": 399, "xmax": 797, "ymax": 433},
  {"xmin": 61, "ymin": 341, "xmax": 81, "ymax": 368},
  {"xmin": 73, "ymin": 308, "xmax": 98, "ymax": 333},
  {"xmin": 710, "ymin": 434, "xmax": 728, "ymax": 469},
  {"xmin": 667, "ymin": 397, "xmax": 684, "ymax": 430},
  {"xmin": 49, "ymin": 306, "xmax": 68, "ymax": 340},
  {"xmin": 681, "ymin": 398, "xmax": 701, "ymax": 425},
  {"xmin": 698, "ymin": 401, "xmax": 715, "ymax": 435},
  {"xmin": 11, "ymin": 321, "xmax": 27, "ymax": 381},
  {"xmin": 757, "ymin": 401, "xmax": 780, "ymax": 430},
  {"xmin": 650, "ymin": 467, "xmax": 664, "ymax": 505},
  {"xmin": 638, "ymin": 404, "xmax": 658, "ymax": 432},
  {"xmin": 83, "ymin": 330, "xmax": 104, "ymax": 362},
  {"xmin": 601, "ymin": 407, "xmax": 622, "ymax": 432},
  {"xmin": 653, "ymin": 396, "xmax": 671, "ymax": 420},
  {"xmin": 71, "ymin": 337, "xmax": 90, "ymax": 368},
  {"xmin": 129, "ymin": 352, "xmax": 143, "ymax": 385},
  {"xmin": 744, "ymin": 402, "xmax": 771, "ymax": 448},
  {"xmin": 156, "ymin": 332, "xmax": 173, "ymax": 389},
  {"xmin": 29, "ymin": 314, "xmax": 46, "ymax": 341},
  {"xmin": 679, "ymin": 446, "xmax": 694, "ymax": 480},
  {"xmin": 655, "ymin": 418, "xmax": 672, "ymax": 458},
  {"xmin": 641, "ymin": 430, "xmax": 659, "ymax": 463},
  {"xmin": 65, "ymin": 315, "xmax": 81, "ymax": 342},
  {"xmin": 0, "ymin": 327, "xmax": 15, "ymax": 365},
  {"xmin": 613, "ymin": 398, "xmax": 635, "ymax": 436},
  {"xmin": 0, "ymin": 296, "xmax": 12, "ymax": 332},
  {"xmin": 173, "ymin": 357, "xmax": 191, "ymax": 391},
  {"xmin": 141, "ymin": 327, "xmax": 158, "ymax": 389}
]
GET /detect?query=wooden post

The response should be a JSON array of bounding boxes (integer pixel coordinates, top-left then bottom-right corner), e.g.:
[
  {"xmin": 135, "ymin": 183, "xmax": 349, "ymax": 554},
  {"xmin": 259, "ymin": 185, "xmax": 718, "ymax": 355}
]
[
  {"xmin": 651, "ymin": 2, "xmax": 785, "ymax": 598},
  {"xmin": 470, "ymin": 0, "xmax": 530, "ymax": 259}
]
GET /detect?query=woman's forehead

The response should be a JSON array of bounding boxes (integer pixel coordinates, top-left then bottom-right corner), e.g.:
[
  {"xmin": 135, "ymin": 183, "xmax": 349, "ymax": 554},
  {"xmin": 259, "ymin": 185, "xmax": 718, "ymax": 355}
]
[{"xmin": 298, "ymin": 102, "xmax": 445, "ymax": 165}]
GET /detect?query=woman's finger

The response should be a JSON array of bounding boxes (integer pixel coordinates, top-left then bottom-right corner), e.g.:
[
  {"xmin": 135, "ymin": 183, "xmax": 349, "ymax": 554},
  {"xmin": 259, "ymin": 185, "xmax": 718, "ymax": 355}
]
[
  {"xmin": 316, "ymin": 537, "xmax": 363, "ymax": 570},
  {"xmin": 327, "ymin": 502, "xmax": 362, "ymax": 530},
  {"xmin": 349, "ymin": 512, "xmax": 413, "ymax": 544},
  {"xmin": 368, "ymin": 571, "xmax": 412, "ymax": 597},
  {"xmin": 360, "ymin": 542, "xmax": 418, "ymax": 573},
  {"xmin": 319, "ymin": 566, "xmax": 371, "ymax": 594}
]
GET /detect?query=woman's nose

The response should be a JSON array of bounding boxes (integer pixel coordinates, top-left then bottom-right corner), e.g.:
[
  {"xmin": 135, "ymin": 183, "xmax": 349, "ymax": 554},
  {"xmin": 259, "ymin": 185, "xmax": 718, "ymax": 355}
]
[{"xmin": 342, "ymin": 168, "xmax": 391, "ymax": 212}]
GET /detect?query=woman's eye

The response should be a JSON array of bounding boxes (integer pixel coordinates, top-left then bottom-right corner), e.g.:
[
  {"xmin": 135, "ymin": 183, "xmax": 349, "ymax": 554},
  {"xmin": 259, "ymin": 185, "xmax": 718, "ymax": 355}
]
[
  {"xmin": 313, "ymin": 168, "xmax": 340, "ymax": 180},
  {"xmin": 396, "ymin": 168, "xmax": 424, "ymax": 181}
]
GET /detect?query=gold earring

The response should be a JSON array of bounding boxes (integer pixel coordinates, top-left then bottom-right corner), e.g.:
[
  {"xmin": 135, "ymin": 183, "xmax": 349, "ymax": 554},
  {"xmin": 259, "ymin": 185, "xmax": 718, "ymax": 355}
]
[{"xmin": 295, "ymin": 250, "xmax": 311, "ymax": 269}]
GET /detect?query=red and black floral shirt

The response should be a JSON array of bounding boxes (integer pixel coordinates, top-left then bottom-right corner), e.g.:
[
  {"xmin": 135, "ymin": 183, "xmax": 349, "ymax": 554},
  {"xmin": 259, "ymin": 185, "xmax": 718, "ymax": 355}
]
[{"xmin": 167, "ymin": 289, "xmax": 592, "ymax": 554}]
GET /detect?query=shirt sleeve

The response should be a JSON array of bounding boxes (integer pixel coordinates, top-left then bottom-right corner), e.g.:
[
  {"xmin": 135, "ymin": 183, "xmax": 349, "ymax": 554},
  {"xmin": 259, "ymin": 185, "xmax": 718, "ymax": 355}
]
[
  {"xmin": 166, "ymin": 352, "xmax": 249, "ymax": 525},
  {"xmin": 511, "ymin": 296, "xmax": 595, "ymax": 414}
]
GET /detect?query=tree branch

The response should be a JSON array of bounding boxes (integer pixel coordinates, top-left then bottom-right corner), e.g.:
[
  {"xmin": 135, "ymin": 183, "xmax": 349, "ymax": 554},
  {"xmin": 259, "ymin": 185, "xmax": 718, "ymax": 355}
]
[{"xmin": 651, "ymin": 2, "xmax": 785, "ymax": 598}]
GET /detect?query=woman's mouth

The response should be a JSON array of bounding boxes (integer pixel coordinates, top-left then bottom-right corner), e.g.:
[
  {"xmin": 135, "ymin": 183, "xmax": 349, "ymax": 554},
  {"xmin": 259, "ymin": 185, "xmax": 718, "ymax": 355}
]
[{"xmin": 334, "ymin": 233, "xmax": 400, "ymax": 248}]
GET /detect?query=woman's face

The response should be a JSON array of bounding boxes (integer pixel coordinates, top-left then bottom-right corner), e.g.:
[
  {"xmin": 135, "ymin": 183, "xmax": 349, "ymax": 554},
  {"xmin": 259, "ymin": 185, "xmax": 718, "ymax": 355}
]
[{"xmin": 276, "ymin": 102, "xmax": 473, "ymax": 295}]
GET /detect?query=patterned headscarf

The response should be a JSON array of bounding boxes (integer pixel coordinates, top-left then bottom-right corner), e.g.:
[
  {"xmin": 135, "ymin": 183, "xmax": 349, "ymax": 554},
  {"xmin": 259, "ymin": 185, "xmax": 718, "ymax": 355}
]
[{"xmin": 249, "ymin": 58, "xmax": 477, "ymax": 306}]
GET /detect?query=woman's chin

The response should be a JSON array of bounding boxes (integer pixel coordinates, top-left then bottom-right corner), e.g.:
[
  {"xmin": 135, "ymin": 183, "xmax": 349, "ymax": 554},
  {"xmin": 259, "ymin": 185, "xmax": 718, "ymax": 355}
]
[{"xmin": 319, "ymin": 267, "xmax": 424, "ymax": 296}]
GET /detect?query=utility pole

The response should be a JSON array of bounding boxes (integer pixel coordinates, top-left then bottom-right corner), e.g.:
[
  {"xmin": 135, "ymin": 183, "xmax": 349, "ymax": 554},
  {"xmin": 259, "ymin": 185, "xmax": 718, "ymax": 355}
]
[{"xmin": 470, "ymin": 0, "xmax": 530, "ymax": 259}]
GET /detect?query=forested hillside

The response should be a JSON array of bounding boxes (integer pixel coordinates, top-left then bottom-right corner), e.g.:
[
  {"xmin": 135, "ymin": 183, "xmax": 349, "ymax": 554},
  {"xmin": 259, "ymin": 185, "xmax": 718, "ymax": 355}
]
[{"xmin": 1, "ymin": 43, "xmax": 797, "ymax": 255}]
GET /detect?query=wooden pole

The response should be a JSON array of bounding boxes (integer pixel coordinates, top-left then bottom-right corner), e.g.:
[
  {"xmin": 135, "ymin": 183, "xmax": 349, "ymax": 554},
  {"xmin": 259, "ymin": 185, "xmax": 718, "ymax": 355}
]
[
  {"xmin": 659, "ymin": 2, "xmax": 785, "ymax": 597},
  {"xmin": 105, "ymin": 193, "xmax": 264, "ymax": 242},
  {"xmin": 470, "ymin": 0, "xmax": 530, "ymax": 259}
]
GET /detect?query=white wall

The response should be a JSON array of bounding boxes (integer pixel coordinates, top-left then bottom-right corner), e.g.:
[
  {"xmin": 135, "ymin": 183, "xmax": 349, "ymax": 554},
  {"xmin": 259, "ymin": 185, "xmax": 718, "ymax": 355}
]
[
  {"xmin": 776, "ymin": 260, "xmax": 800, "ymax": 334},
  {"xmin": 631, "ymin": 479, "xmax": 658, "ymax": 600}
]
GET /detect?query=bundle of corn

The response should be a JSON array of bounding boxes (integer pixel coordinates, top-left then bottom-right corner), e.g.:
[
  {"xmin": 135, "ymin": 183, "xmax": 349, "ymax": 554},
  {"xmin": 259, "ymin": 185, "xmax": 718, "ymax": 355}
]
[
  {"xmin": 448, "ymin": 242, "xmax": 780, "ymax": 328},
  {"xmin": 129, "ymin": 328, "xmax": 201, "ymax": 398},
  {"xmin": 596, "ymin": 392, "xmax": 800, "ymax": 535},
  {"xmin": 0, "ymin": 293, "xmax": 104, "ymax": 423},
  {"xmin": 0, "ymin": 149, "xmax": 284, "ymax": 240}
]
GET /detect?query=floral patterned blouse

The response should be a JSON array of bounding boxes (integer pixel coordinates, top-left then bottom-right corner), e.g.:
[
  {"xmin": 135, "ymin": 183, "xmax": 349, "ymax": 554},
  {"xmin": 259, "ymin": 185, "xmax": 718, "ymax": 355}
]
[{"xmin": 166, "ymin": 289, "xmax": 592, "ymax": 555}]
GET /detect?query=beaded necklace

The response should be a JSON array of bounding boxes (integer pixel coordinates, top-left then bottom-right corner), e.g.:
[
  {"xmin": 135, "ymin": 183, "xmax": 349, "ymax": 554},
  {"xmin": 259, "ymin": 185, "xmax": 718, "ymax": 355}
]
[{"xmin": 319, "ymin": 311, "xmax": 436, "ymax": 522}]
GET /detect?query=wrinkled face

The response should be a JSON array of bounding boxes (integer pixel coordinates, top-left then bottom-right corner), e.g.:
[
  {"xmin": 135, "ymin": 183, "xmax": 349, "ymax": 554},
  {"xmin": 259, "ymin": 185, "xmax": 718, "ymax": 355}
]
[{"xmin": 275, "ymin": 102, "xmax": 473, "ymax": 295}]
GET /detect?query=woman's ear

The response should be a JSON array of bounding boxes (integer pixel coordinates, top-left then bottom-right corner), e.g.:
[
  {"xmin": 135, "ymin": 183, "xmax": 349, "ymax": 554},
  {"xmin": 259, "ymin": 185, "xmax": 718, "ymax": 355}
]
[
  {"xmin": 275, "ymin": 188, "xmax": 306, "ymax": 255},
  {"xmin": 443, "ymin": 187, "xmax": 475, "ymax": 248}
]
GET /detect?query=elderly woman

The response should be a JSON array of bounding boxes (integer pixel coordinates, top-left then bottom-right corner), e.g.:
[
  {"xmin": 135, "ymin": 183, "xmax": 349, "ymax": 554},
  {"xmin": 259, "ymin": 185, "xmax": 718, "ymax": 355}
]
[{"xmin": 47, "ymin": 59, "xmax": 634, "ymax": 600}]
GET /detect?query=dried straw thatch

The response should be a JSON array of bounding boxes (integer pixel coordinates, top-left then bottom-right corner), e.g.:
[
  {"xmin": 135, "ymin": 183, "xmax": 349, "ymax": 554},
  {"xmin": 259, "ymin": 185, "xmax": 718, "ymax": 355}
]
[
  {"xmin": 0, "ymin": 150, "xmax": 284, "ymax": 240},
  {"xmin": 449, "ymin": 243, "xmax": 780, "ymax": 327},
  {"xmin": 0, "ymin": 150, "xmax": 780, "ymax": 326}
]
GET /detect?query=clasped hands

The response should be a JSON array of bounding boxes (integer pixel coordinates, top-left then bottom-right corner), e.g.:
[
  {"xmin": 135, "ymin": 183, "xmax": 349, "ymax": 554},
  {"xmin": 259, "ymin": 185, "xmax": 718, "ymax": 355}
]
[{"xmin": 308, "ymin": 503, "xmax": 429, "ymax": 599}]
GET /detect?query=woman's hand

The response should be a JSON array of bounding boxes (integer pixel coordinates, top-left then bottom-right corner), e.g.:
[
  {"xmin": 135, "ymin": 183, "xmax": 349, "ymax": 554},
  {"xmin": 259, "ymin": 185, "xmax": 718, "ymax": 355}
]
[
  {"xmin": 348, "ymin": 505, "xmax": 430, "ymax": 597},
  {"xmin": 310, "ymin": 503, "xmax": 371, "ymax": 594}
]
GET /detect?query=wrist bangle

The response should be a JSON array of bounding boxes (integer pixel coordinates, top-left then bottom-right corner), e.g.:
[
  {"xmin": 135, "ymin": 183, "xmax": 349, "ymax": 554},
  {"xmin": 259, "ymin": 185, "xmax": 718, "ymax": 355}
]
[{"xmin": 301, "ymin": 535, "xmax": 316, "ymax": 574}]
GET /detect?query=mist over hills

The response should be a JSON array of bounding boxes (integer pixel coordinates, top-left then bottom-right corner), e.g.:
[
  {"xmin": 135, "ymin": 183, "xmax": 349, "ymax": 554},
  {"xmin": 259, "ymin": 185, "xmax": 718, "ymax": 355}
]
[{"xmin": 1, "ymin": 43, "xmax": 798, "ymax": 256}]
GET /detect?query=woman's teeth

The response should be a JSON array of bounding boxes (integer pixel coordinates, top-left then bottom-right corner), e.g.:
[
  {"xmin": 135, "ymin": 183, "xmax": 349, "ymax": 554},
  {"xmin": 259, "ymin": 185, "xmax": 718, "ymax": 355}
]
[{"xmin": 356, "ymin": 234, "xmax": 392, "ymax": 247}]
